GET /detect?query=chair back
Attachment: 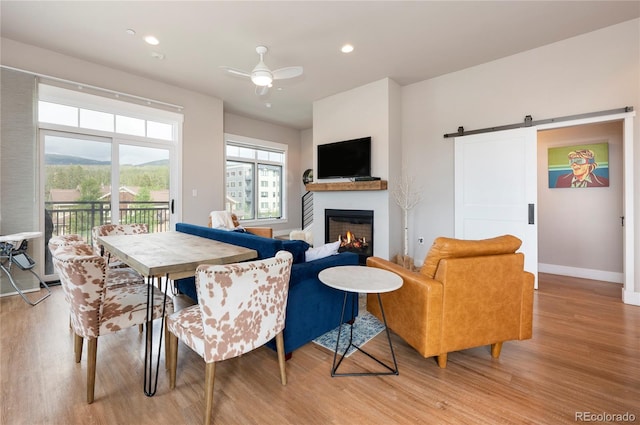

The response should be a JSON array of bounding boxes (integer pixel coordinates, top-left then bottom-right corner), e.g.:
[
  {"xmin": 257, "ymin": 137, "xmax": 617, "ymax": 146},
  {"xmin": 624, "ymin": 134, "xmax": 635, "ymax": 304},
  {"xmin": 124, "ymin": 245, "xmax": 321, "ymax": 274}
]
[
  {"xmin": 195, "ymin": 250, "xmax": 293, "ymax": 362},
  {"xmin": 52, "ymin": 243, "xmax": 107, "ymax": 339},
  {"xmin": 91, "ymin": 223, "xmax": 148, "ymax": 256},
  {"xmin": 48, "ymin": 234, "xmax": 85, "ymax": 252},
  {"xmin": 420, "ymin": 234, "xmax": 522, "ymax": 279}
]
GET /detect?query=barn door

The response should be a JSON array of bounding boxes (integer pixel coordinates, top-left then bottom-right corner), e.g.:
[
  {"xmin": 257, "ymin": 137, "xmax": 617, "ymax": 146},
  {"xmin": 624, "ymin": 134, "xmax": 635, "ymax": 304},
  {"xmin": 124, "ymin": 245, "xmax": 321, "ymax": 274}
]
[{"xmin": 454, "ymin": 128, "xmax": 538, "ymax": 287}]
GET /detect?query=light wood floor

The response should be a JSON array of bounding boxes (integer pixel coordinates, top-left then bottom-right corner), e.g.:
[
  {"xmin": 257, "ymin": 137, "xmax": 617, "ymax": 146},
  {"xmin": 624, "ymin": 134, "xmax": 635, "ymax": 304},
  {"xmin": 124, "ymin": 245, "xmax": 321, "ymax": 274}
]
[{"xmin": 1, "ymin": 273, "xmax": 638, "ymax": 425}]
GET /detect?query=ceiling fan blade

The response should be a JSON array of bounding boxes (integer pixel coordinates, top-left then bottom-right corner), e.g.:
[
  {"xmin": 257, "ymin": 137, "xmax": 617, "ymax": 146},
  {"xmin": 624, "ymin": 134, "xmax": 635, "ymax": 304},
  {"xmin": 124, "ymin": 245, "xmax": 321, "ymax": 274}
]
[
  {"xmin": 255, "ymin": 85, "xmax": 270, "ymax": 96},
  {"xmin": 220, "ymin": 66, "xmax": 251, "ymax": 78},
  {"xmin": 272, "ymin": 66, "xmax": 303, "ymax": 80}
]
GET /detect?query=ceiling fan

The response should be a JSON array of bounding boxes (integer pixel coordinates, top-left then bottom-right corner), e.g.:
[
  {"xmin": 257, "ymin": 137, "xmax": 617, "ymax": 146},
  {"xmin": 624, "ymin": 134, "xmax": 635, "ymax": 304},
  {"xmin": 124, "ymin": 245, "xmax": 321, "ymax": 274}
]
[{"xmin": 221, "ymin": 46, "xmax": 303, "ymax": 96}]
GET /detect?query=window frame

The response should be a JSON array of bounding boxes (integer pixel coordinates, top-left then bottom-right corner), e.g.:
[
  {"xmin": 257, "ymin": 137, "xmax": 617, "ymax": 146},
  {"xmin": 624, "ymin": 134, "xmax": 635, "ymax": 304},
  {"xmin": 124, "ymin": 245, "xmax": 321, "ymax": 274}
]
[
  {"xmin": 37, "ymin": 83, "xmax": 183, "ymax": 232},
  {"xmin": 224, "ymin": 133, "xmax": 287, "ymax": 225}
]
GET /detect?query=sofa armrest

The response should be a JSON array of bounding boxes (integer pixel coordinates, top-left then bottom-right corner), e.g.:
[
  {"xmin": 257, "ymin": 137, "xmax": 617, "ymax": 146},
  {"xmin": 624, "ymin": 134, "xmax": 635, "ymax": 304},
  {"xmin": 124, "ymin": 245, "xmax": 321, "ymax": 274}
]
[
  {"xmin": 290, "ymin": 252, "xmax": 358, "ymax": 286},
  {"xmin": 366, "ymin": 256, "xmax": 443, "ymax": 357}
]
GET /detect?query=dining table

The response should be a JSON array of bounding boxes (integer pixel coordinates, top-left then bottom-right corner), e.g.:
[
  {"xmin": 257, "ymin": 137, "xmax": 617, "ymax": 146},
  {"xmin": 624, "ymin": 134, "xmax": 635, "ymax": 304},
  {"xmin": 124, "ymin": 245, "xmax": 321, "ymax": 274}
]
[{"xmin": 98, "ymin": 230, "xmax": 258, "ymax": 396}]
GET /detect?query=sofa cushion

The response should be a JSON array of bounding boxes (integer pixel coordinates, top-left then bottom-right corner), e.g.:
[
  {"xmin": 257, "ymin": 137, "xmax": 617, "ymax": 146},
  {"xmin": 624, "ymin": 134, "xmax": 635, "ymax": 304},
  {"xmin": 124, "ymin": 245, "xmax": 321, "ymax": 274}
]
[
  {"xmin": 281, "ymin": 239, "xmax": 310, "ymax": 264},
  {"xmin": 421, "ymin": 235, "xmax": 522, "ymax": 279},
  {"xmin": 305, "ymin": 240, "xmax": 341, "ymax": 262},
  {"xmin": 209, "ymin": 211, "xmax": 236, "ymax": 230}
]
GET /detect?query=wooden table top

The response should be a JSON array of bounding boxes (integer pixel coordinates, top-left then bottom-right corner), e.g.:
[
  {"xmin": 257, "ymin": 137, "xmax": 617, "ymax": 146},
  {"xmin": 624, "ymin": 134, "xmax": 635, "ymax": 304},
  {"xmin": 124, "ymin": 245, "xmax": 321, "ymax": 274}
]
[{"xmin": 98, "ymin": 231, "xmax": 258, "ymax": 279}]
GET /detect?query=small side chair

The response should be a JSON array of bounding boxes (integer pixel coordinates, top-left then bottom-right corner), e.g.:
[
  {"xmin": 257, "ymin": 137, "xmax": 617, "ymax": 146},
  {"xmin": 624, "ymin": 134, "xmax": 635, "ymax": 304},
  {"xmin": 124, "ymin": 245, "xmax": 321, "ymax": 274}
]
[
  {"xmin": 52, "ymin": 243, "xmax": 173, "ymax": 403},
  {"xmin": 167, "ymin": 251, "xmax": 293, "ymax": 425}
]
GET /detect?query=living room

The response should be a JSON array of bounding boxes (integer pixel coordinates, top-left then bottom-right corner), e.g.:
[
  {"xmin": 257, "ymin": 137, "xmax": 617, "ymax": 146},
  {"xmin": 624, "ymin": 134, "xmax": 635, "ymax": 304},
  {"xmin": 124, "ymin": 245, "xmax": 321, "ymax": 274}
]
[{"xmin": 1, "ymin": 2, "xmax": 639, "ymax": 424}]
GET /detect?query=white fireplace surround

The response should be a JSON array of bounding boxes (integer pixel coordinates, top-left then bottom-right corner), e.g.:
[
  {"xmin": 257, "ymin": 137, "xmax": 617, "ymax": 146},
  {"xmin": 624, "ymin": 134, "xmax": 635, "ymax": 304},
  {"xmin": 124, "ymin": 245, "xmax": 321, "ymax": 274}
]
[{"xmin": 312, "ymin": 190, "xmax": 391, "ymax": 260}]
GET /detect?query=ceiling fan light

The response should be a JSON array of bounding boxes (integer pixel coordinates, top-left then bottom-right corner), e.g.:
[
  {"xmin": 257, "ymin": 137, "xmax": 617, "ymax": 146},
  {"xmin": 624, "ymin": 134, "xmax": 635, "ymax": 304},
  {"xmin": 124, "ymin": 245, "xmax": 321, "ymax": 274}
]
[{"xmin": 251, "ymin": 70, "xmax": 273, "ymax": 86}]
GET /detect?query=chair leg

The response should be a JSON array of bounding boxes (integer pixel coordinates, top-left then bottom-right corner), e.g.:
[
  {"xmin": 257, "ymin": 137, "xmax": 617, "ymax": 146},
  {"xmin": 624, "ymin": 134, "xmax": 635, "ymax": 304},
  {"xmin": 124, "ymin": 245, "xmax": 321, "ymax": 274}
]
[
  {"xmin": 204, "ymin": 362, "xmax": 216, "ymax": 425},
  {"xmin": 437, "ymin": 353, "xmax": 448, "ymax": 368},
  {"xmin": 491, "ymin": 342, "xmax": 503, "ymax": 358},
  {"xmin": 168, "ymin": 332, "xmax": 178, "ymax": 389},
  {"xmin": 275, "ymin": 331, "xmax": 287, "ymax": 385},
  {"xmin": 87, "ymin": 338, "xmax": 98, "ymax": 404},
  {"xmin": 74, "ymin": 333, "xmax": 84, "ymax": 363},
  {"xmin": 164, "ymin": 318, "xmax": 170, "ymax": 371}
]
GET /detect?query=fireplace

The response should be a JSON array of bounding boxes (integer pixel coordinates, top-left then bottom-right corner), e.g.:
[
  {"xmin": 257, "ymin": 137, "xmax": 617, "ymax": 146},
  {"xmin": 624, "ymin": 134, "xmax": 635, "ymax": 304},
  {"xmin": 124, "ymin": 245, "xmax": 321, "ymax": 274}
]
[{"xmin": 325, "ymin": 209, "xmax": 373, "ymax": 265}]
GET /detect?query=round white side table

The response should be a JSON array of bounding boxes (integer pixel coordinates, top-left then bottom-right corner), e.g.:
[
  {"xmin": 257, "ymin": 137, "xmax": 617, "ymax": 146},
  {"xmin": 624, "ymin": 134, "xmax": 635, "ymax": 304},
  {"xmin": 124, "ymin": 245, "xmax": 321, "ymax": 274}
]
[{"xmin": 318, "ymin": 265, "xmax": 403, "ymax": 376}]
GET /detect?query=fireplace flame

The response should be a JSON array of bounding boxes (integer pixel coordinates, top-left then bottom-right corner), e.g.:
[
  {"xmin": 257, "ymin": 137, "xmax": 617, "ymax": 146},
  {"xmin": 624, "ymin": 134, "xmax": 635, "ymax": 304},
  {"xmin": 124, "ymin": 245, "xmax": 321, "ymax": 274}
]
[{"xmin": 337, "ymin": 231, "xmax": 368, "ymax": 250}]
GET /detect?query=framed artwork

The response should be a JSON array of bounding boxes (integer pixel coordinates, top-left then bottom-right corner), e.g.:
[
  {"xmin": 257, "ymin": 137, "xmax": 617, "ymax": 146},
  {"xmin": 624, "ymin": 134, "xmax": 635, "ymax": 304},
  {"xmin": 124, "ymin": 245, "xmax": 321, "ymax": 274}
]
[{"xmin": 548, "ymin": 142, "xmax": 609, "ymax": 188}]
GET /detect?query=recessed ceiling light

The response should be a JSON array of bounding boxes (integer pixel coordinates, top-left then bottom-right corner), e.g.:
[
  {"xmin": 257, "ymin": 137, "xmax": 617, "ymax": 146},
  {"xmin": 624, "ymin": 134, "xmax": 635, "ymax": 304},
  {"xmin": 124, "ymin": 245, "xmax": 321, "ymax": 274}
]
[
  {"xmin": 151, "ymin": 51, "xmax": 165, "ymax": 60},
  {"xmin": 341, "ymin": 44, "xmax": 354, "ymax": 53},
  {"xmin": 126, "ymin": 29, "xmax": 136, "ymax": 36},
  {"xmin": 265, "ymin": 102, "xmax": 272, "ymax": 108},
  {"xmin": 144, "ymin": 35, "xmax": 160, "ymax": 46}
]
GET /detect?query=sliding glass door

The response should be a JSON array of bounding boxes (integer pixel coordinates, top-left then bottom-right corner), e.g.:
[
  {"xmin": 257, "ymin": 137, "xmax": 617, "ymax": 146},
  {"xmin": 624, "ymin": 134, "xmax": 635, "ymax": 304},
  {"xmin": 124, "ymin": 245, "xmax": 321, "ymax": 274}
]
[{"xmin": 42, "ymin": 131, "xmax": 175, "ymax": 279}]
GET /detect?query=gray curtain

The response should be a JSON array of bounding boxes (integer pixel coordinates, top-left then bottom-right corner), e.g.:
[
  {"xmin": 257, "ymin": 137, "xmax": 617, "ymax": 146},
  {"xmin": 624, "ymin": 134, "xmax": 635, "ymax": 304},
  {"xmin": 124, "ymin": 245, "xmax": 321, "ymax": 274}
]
[{"xmin": 0, "ymin": 67, "xmax": 39, "ymax": 294}]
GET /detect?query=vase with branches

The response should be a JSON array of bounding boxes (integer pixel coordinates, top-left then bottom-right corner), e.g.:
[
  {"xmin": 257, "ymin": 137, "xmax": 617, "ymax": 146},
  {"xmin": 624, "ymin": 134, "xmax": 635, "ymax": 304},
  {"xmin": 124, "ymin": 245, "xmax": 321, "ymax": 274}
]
[{"xmin": 392, "ymin": 169, "xmax": 423, "ymax": 270}]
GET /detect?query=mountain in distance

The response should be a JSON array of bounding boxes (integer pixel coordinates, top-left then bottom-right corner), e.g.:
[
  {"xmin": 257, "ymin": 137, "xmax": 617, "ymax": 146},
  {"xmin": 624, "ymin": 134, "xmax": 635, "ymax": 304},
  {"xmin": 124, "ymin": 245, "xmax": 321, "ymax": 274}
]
[
  {"xmin": 135, "ymin": 159, "xmax": 169, "ymax": 167},
  {"xmin": 46, "ymin": 154, "xmax": 168, "ymax": 167},
  {"xmin": 45, "ymin": 154, "xmax": 109, "ymax": 165}
]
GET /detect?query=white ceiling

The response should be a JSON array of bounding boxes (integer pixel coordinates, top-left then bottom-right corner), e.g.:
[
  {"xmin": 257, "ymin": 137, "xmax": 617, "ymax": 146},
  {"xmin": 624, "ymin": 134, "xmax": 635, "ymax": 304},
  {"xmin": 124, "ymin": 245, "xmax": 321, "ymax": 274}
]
[{"xmin": 2, "ymin": 1, "xmax": 639, "ymax": 129}]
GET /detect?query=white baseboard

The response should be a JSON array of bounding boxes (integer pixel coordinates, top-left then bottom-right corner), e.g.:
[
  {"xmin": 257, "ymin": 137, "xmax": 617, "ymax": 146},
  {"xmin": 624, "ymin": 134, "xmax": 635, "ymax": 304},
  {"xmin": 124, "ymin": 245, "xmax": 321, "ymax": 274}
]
[
  {"xmin": 0, "ymin": 287, "xmax": 39, "ymax": 298},
  {"xmin": 538, "ymin": 263, "xmax": 623, "ymax": 284},
  {"xmin": 622, "ymin": 289, "xmax": 640, "ymax": 306}
]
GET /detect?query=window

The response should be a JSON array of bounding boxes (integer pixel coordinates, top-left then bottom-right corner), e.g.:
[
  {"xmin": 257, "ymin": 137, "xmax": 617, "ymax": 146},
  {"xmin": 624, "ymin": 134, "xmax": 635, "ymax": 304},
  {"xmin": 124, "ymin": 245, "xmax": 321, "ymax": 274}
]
[
  {"xmin": 225, "ymin": 134, "xmax": 286, "ymax": 221},
  {"xmin": 38, "ymin": 84, "xmax": 181, "ymax": 141},
  {"xmin": 37, "ymin": 83, "xmax": 183, "ymax": 277}
]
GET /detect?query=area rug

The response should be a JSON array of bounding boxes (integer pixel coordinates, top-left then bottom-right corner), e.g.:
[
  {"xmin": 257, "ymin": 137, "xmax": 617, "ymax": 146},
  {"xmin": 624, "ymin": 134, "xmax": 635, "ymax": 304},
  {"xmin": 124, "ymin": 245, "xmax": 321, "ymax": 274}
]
[{"xmin": 312, "ymin": 311, "xmax": 385, "ymax": 357}]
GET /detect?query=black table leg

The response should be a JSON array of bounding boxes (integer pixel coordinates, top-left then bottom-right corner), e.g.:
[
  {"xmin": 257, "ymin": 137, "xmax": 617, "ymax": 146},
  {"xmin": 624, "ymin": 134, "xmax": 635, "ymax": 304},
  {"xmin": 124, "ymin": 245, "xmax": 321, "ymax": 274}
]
[
  {"xmin": 143, "ymin": 274, "xmax": 169, "ymax": 396},
  {"xmin": 331, "ymin": 291, "xmax": 399, "ymax": 377}
]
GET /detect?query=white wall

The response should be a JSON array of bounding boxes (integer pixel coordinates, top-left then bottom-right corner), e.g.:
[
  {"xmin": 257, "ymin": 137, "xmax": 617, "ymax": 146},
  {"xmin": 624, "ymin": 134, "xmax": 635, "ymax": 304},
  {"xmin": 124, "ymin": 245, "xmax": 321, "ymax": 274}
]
[
  {"xmin": 401, "ymin": 19, "xmax": 639, "ymax": 299},
  {"xmin": 312, "ymin": 78, "xmax": 402, "ymax": 259},
  {"xmin": 538, "ymin": 121, "xmax": 624, "ymax": 282}
]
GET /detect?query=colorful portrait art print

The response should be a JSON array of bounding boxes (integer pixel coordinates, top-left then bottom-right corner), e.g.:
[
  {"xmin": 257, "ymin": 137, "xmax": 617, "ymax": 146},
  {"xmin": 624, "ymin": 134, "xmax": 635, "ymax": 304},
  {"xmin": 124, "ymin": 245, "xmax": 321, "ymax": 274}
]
[{"xmin": 548, "ymin": 142, "xmax": 609, "ymax": 189}]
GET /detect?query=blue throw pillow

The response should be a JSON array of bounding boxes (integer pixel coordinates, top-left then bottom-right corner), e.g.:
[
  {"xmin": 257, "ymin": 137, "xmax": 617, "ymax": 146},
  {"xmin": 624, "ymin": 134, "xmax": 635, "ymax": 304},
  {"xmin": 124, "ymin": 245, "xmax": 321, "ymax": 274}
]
[{"xmin": 281, "ymin": 239, "xmax": 310, "ymax": 264}]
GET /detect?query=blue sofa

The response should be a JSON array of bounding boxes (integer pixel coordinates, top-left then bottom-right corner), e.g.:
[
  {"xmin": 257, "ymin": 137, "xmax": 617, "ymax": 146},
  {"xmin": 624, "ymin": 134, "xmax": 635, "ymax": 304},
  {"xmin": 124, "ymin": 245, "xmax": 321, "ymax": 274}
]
[{"xmin": 174, "ymin": 222, "xmax": 359, "ymax": 357}]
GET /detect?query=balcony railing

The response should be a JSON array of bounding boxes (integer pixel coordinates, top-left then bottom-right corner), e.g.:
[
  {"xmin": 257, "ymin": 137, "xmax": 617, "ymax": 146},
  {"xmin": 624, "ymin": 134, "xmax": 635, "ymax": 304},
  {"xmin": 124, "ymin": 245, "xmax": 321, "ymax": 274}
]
[
  {"xmin": 43, "ymin": 200, "xmax": 170, "ymax": 276},
  {"xmin": 45, "ymin": 200, "xmax": 170, "ymax": 245}
]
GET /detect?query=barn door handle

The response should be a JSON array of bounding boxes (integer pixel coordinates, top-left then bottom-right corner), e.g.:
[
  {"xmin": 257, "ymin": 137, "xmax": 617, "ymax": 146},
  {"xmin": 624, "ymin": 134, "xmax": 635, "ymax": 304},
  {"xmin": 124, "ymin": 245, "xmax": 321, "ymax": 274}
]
[
  {"xmin": 528, "ymin": 204, "xmax": 535, "ymax": 225},
  {"xmin": 170, "ymin": 199, "xmax": 175, "ymax": 214}
]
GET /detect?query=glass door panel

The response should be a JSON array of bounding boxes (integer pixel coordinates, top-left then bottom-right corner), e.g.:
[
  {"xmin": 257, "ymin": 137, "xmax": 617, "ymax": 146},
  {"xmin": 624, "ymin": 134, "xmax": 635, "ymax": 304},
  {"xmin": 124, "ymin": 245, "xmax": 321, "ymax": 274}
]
[
  {"xmin": 43, "ymin": 132, "xmax": 111, "ymax": 277},
  {"xmin": 118, "ymin": 144, "xmax": 171, "ymax": 232}
]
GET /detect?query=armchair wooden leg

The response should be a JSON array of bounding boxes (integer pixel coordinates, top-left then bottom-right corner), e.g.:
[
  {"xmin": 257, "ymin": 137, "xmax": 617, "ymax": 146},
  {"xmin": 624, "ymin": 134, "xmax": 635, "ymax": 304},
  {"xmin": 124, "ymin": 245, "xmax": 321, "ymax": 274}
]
[
  {"xmin": 87, "ymin": 338, "xmax": 97, "ymax": 404},
  {"xmin": 491, "ymin": 342, "xmax": 503, "ymax": 358},
  {"xmin": 74, "ymin": 333, "xmax": 84, "ymax": 363},
  {"xmin": 204, "ymin": 362, "xmax": 216, "ymax": 425},
  {"xmin": 437, "ymin": 353, "xmax": 448, "ymax": 368},
  {"xmin": 168, "ymin": 332, "xmax": 178, "ymax": 389},
  {"xmin": 275, "ymin": 331, "xmax": 287, "ymax": 385}
]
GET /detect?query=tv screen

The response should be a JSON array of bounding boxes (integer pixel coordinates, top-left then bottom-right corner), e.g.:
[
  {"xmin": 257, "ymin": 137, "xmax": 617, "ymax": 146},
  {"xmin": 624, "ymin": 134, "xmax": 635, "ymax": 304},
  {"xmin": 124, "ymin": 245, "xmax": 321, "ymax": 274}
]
[{"xmin": 317, "ymin": 137, "xmax": 371, "ymax": 179}]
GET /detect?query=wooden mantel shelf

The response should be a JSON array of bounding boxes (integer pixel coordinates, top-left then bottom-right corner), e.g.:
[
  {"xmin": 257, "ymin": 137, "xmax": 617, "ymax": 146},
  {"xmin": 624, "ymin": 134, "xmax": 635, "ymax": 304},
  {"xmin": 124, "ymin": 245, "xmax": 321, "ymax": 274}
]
[{"xmin": 305, "ymin": 180, "xmax": 387, "ymax": 192}]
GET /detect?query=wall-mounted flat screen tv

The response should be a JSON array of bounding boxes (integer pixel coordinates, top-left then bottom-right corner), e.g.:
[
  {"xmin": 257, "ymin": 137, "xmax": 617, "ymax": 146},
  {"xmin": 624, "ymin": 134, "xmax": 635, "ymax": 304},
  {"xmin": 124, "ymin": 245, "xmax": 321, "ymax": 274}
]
[{"xmin": 317, "ymin": 137, "xmax": 371, "ymax": 179}]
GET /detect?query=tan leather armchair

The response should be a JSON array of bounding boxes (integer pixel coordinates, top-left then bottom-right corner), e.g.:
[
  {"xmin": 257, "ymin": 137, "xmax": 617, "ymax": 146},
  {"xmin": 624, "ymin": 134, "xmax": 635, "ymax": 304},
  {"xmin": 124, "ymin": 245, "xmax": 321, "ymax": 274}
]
[
  {"xmin": 367, "ymin": 235, "xmax": 534, "ymax": 368},
  {"xmin": 208, "ymin": 213, "xmax": 273, "ymax": 238}
]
